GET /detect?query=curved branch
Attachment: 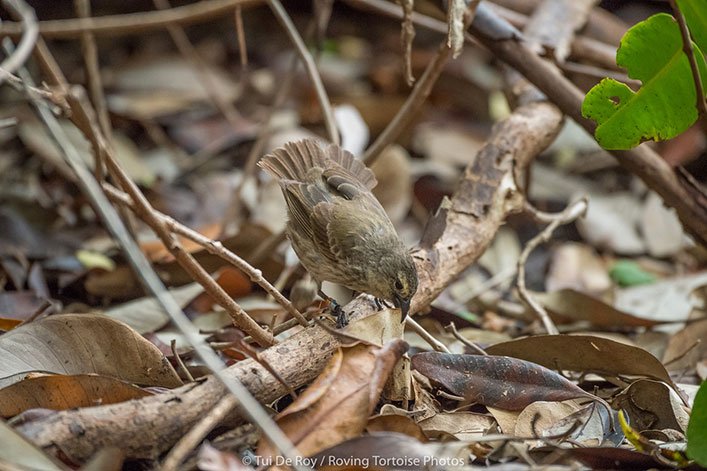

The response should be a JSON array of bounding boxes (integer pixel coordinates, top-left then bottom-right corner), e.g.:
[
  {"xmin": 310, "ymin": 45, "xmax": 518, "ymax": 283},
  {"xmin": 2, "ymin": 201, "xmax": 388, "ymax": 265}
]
[{"xmin": 0, "ymin": 0, "xmax": 39, "ymax": 84}]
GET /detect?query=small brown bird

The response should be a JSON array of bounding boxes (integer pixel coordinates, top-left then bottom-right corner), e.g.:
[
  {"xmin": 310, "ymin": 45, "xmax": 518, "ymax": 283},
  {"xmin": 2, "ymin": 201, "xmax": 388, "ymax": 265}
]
[{"xmin": 259, "ymin": 139, "xmax": 418, "ymax": 325}]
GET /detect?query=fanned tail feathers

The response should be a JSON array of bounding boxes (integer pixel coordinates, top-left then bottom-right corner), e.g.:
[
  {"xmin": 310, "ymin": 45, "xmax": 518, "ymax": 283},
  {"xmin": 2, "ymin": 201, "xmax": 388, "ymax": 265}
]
[{"xmin": 258, "ymin": 139, "xmax": 377, "ymax": 190}]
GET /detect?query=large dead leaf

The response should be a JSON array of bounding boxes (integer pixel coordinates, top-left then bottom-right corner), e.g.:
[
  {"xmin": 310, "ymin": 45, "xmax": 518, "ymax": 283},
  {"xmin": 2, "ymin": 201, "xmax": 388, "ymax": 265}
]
[
  {"xmin": 536, "ymin": 289, "xmax": 674, "ymax": 327},
  {"xmin": 0, "ymin": 314, "xmax": 182, "ymax": 389},
  {"xmin": 412, "ymin": 353, "xmax": 591, "ymax": 410},
  {"xmin": 257, "ymin": 339, "xmax": 408, "ymax": 458},
  {"xmin": 663, "ymin": 318, "xmax": 707, "ymax": 373},
  {"xmin": 485, "ymin": 335, "xmax": 676, "ymax": 388},
  {"xmin": 0, "ymin": 374, "xmax": 154, "ymax": 418},
  {"xmin": 613, "ymin": 379, "xmax": 689, "ymax": 432},
  {"xmin": 106, "ymin": 56, "xmax": 242, "ymax": 120}
]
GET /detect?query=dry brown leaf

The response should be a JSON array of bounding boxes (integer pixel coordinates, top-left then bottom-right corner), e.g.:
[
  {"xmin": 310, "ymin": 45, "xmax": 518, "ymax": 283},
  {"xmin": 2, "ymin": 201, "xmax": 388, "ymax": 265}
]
[
  {"xmin": 257, "ymin": 339, "xmax": 408, "ymax": 458},
  {"xmin": 486, "ymin": 334, "xmax": 677, "ymax": 389},
  {"xmin": 367, "ymin": 414, "xmax": 428, "ymax": 442},
  {"xmin": 140, "ymin": 222, "xmax": 222, "ymax": 263},
  {"xmin": 0, "ymin": 314, "xmax": 182, "ymax": 389},
  {"xmin": 0, "ymin": 374, "xmax": 153, "ymax": 418},
  {"xmin": 536, "ymin": 289, "xmax": 674, "ymax": 327},
  {"xmin": 614, "ymin": 379, "xmax": 689, "ymax": 432},
  {"xmin": 418, "ymin": 411, "xmax": 494, "ymax": 440}
]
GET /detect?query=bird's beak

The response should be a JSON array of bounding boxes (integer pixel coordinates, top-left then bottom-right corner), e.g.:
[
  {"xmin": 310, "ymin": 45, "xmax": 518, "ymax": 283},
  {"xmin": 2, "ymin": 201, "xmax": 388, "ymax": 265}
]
[{"xmin": 394, "ymin": 295, "xmax": 410, "ymax": 323}]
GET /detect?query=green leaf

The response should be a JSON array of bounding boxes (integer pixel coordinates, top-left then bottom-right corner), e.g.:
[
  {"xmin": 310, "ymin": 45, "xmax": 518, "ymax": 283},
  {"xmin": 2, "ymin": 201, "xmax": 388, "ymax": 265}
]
[
  {"xmin": 609, "ymin": 260, "xmax": 656, "ymax": 287},
  {"xmin": 582, "ymin": 13, "xmax": 707, "ymax": 150},
  {"xmin": 687, "ymin": 381, "xmax": 707, "ymax": 466},
  {"xmin": 677, "ymin": 0, "xmax": 707, "ymax": 55}
]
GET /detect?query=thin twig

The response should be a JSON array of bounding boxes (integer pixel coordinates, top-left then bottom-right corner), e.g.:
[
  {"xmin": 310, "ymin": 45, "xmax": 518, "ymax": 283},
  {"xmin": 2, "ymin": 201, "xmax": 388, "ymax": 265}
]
[
  {"xmin": 517, "ymin": 198, "xmax": 588, "ymax": 335},
  {"xmin": 161, "ymin": 395, "xmax": 238, "ymax": 471},
  {"xmin": 0, "ymin": 0, "xmax": 38, "ymax": 85},
  {"xmin": 668, "ymin": 0, "xmax": 707, "ymax": 123},
  {"xmin": 171, "ymin": 339, "xmax": 195, "ymax": 382},
  {"xmin": 558, "ymin": 61, "xmax": 639, "ymax": 88},
  {"xmin": 0, "ymin": 0, "xmax": 262, "ymax": 38},
  {"xmin": 103, "ymin": 184, "xmax": 308, "ymax": 327},
  {"xmin": 236, "ymin": 338, "xmax": 298, "ymax": 399},
  {"xmin": 8, "ymin": 43, "xmax": 304, "ymax": 471},
  {"xmin": 70, "ymin": 87, "xmax": 275, "ymax": 346},
  {"xmin": 267, "ymin": 0, "xmax": 339, "ymax": 145},
  {"xmin": 221, "ymin": 16, "xmax": 321, "ymax": 237},
  {"xmin": 17, "ymin": 299, "xmax": 52, "ymax": 327},
  {"xmin": 405, "ymin": 317, "xmax": 450, "ymax": 353},
  {"xmin": 74, "ymin": 0, "xmax": 112, "ymax": 145},
  {"xmin": 243, "ymin": 315, "xmax": 312, "ymax": 344},
  {"xmin": 220, "ymin": 52, "xmax": 299, "ymax": 237},
  {"xmin": 454, "ymin": 266, "xmax": 516, "ymax": 305},
  {"xmin": 361, "ymin": 2, "xmax": 485, "ymax": 165},
  {"xmin": 234, "ymin": 6, "xmax": 248, "ymax": 68},
  {"xmin": 152, "ymin": 0, "xmax": 245, "ymax": 132},
  {"xmin": 362, "ymin": 40, "xmax": 452, "ymax": 165},
  {"xmin": 444, "ymin": 322, "xmax": 487, "ymax": 355}
]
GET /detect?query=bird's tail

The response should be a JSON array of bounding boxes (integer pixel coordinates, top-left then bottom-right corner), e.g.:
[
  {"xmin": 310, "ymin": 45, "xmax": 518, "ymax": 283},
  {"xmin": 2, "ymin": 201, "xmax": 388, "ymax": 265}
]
[{"xmin": 259, "ymin": 139, "xmax": 377, "ymax": 190}]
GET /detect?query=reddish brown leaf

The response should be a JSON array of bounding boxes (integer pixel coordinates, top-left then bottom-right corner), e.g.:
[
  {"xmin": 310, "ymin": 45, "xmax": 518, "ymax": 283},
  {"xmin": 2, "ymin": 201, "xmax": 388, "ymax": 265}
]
[
  {"xmin": 412, "ymin": 353, "xmax": 590, "ymax": 410},
  {"xmin": 257, "ymin": 339, "xmax": 408, "ymax": 458},
  {"xmin": 0, "ymin": 374, "xmax": 153, "ymax": 418},
  {"xmin": 188, "ymin": 267, "xmax": 252, "ymax": 313}
]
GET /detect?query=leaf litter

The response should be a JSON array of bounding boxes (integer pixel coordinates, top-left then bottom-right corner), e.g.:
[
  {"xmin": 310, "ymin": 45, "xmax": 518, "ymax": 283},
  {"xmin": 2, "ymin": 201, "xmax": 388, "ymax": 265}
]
[{"xmin": 0, "ymin": 1, "xmax": 706, "ymax": 470}]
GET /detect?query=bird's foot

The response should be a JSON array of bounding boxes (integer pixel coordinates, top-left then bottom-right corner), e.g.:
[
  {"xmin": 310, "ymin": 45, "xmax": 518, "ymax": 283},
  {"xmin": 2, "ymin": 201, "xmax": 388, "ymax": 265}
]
[
  {"xmin": 331, "ymin": 300, "xmax": 349, "ymax": 328},
  {"xmin": 319, "ymin": 289, "xmax": 348, "ymax": 328}
]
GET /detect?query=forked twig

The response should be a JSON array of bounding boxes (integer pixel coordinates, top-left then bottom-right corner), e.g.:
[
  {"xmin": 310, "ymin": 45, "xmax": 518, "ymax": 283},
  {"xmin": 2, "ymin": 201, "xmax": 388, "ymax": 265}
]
[{"xmin": 517, "ymin": 198, "xmax": 588, "ymax": 335}]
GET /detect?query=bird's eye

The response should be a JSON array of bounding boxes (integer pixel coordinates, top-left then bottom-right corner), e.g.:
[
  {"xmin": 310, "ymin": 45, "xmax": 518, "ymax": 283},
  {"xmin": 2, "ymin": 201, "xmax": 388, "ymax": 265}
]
[{"xmin": 394, "ymin": 279, "xmax": 403, "ymax": 290}]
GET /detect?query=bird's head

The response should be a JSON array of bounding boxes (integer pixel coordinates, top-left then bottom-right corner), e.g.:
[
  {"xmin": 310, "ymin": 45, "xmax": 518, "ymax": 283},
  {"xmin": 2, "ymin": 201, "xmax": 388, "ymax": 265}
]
[{"xmin": 379, "ymin": 251, "xmax": 418, "ymax": 322}]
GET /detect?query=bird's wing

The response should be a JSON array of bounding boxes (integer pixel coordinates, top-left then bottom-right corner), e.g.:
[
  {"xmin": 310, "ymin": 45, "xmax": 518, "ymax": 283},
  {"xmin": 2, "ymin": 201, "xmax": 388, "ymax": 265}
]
[{"xmin": 315, "ymin": 192, "xmax": 394, "ymax": 264}]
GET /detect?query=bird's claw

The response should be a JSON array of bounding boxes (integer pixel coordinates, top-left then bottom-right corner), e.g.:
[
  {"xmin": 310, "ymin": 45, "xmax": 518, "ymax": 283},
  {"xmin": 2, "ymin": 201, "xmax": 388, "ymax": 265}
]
[{"xmin": 330, "ymin": 299, "xmax": 349, "ymax": 328}]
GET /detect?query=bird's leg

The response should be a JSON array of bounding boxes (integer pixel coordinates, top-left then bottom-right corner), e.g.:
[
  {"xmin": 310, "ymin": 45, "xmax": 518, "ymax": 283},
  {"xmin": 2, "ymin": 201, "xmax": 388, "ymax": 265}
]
[{"xmin": 318, "ymin": 289, "xmax": 349, "ymax": 328}]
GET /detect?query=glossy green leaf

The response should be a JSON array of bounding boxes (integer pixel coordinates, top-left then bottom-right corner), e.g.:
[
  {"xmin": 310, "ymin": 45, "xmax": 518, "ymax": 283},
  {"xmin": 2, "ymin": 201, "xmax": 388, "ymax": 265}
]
[
  {"xmin": 582, "ymin": 13, "xmax": 707, "ymax": 149},
  {"xmin": 687, "ymin": 381, "xmax": 707, "ymax": 465}
]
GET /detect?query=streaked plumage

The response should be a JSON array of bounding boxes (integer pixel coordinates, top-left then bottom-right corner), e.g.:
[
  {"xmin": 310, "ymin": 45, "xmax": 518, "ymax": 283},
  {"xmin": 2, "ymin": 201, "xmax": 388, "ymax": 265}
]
[{"xmin": 259, "ymin": 139, "xmax": 418, "ymax": 323}]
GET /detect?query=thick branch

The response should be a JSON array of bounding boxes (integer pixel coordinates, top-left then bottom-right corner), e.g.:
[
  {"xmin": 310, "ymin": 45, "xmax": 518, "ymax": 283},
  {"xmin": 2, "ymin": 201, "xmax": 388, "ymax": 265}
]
[
  {"xmin": 467, "ymin": 4, "xmax": 707, "ymax": 246},
  {"xmin": 16, "ymin": 95, "xmax": 562, "ymax": 461}
]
